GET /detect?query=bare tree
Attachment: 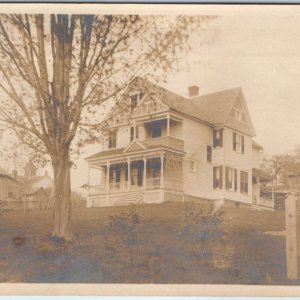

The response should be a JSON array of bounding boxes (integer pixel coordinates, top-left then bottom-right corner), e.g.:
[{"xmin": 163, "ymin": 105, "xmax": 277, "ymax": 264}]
[{"xmin": 0, "ymin": 14, "xmax": 215, "ymax": 240}]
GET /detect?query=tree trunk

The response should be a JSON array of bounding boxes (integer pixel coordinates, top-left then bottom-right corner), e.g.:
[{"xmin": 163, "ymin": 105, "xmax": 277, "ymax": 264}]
[{"xmin": 52, "ymin": 149, "xmax": 72, "ymax": 241}]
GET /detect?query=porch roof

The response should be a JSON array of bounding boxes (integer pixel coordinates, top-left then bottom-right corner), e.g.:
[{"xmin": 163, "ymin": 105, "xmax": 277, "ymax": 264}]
[
  {"xmin": 252, "ymin": 168, "xmax": 275, "ymax": 181},
  {"xmin": 85, "ymin": 143, "xmax": 184, "ymax": 163},
  {"xmin": 85, "ymin": 148, "xmax": 125, "ymax": 161}
]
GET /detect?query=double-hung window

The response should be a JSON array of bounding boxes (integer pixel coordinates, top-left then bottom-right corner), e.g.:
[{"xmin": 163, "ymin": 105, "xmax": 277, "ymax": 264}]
[
  {"xmin": 213, "ymin": 166, "xmax": 223, "ymax": 189},
  {"xmin": 108, "ymin": 130, "xmax": 117, "ymax": 149},
  {"xmin": 130, "ymin": 126, "xmax": 139, "ymax": 141},
  {"xmin": 213, "ymin": 129, "xmax": 223, "ymax": 148},
  {"xmin": 233, "ymin": 132, "xmax": 245, "ymax": 153},
  {"xmin": 240, "ymin": 171, "xmax": 248, "ymax": 194},
  {"xmin": 225, "ymin": 166, "xmax": 237, "ymax": 191}
]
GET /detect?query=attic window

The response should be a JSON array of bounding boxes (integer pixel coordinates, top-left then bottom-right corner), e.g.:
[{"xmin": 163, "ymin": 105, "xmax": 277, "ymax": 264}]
[{"xmin": 130, "ymin": 92, "xmax": 144, "ymax": 112}]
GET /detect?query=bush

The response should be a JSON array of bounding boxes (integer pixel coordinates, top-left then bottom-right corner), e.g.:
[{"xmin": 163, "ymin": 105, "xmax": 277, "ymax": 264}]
[{"xmin": 179, "ymin": 201, "xmax": 234, "ymax": 270}]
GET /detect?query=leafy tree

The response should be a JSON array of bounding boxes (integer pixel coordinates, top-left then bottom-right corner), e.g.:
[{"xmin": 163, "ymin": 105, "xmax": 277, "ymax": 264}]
[{"xmin": 0, "ymin": 14, "xmax": 215, "ymax": 240}]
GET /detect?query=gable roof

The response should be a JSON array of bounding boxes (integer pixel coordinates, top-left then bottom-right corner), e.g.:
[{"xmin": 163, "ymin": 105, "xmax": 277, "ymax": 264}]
[
  {"xmin": 137, "ymin": 79, "xmax": 252, "ymax": 126},
  {"xmin": 123, "ymin": 140, "xmax": 147, "ymax": 153},
  {"xmin": 190, "ymin": 88, "xmax": 242, "ymax": 124},
  {"xmin": 86, "ymin": 148, "xmax": 125, "ymax": 161}
]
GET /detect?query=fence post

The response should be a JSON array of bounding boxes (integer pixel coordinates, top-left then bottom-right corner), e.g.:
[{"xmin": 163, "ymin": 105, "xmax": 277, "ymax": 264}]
[{"xmin": 285, "ymin": 192, "xmax": 299, "ymax": 280}]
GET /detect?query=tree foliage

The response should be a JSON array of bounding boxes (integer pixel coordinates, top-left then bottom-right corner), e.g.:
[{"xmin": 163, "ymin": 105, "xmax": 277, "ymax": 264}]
[{"xmin": 0, "ymin": 14, "xmax": 216, "ymax": 239}]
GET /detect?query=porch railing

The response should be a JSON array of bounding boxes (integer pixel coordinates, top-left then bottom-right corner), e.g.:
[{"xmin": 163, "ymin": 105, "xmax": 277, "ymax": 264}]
[
  {"xmin": 109, "ymin": 181, "xmax": 128, "ymax": 191},
  {"xmin": 89, "ymin": 185, "xmax": 105, "ymax": 195},
  {"xmin": 89, "ymin": 177, "xmax": 184, "ymax": 195},
  {"xmin": 146, "ymin": 177, "xmax": 161, "ymax": 188}
]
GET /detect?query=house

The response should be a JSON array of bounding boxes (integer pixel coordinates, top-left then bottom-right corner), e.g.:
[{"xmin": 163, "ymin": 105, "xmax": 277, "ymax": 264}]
[
  {"xmin": 280, "ymin": 163, "xmax": 300, "ymax": 191},
  {"xmin": 85, "ymin": 79, "xmax": 275, "ymax": 210},
  {"xmin": 0, "ymin": 169, "xmax": 21, "ymax": 211},
  {"xmin": 22, "ymin": 172, "xmax": 53, "ymax": 211}
]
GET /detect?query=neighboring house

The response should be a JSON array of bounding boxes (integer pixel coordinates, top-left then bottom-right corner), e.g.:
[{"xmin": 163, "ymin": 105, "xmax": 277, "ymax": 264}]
[
  {"xmin": 22, "ymin": 173, "xmax": 53, "ymax": 211},
  {"xmin": 280, "ymin": 163, "xmax": 300, "ymax": 191},
  {"xmin": 0, "ymin": 169, "xmax": 21, "ymax": 210},
  {"xmin": 85, "ymin": 79, "xmax": 275, "ymax": 210}
]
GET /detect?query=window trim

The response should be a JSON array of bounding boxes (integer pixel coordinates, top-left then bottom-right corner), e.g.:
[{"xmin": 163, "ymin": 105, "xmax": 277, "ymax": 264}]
[
  {"xmin": 213, "ymin": 165, "xmax": 223, "ymax": 189},
  {"xmin": 233, "ymin": 131, "xmax": 245, "ymax": 154},
  {"xmin": 130, "ymin": 125, "xmax": 139, "ymax": 142},
  {"xmin": 240, "ymin": 170, "xmax": 249, "ymax": 194},
  {"xmin": 225, "ymin": 166, "xmax": 238, "ymax": 192},
  {"xmin": 206, "ymin": 145, "xmax": 212, "ymax": 163},
  {"xmin": 108, "ymin": 130, "xmax": 117, "ymax": 149},
  {"xmin": 213, "ymin": 129, "xmax": 223, "ymax": 148}
]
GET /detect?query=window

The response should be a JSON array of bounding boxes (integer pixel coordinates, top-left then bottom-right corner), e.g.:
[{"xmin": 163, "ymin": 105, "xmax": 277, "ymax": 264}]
[
  {"xmin": 225, "ymin": 166, "xmax": 237, "ymax": 191},
  {"xmin": 207, "ymin": 145, "xmax": 212, "ymax": 163},
  {"xmin": 233, "ymin": 132, "xmax": 245, "ymax": 153},
  {"xmin": 151, "ymin": 122, "xmax": 162, "ymax": 138},
  {"xmin": 213, "ymin": 129, "xmax": 223, "ymax": 148},
  {"xmin": 108, "ymin": 130, "xmax": 117, "ymax": 149},
  {"xmin": 109, "ymin": 165, "xmax": 121, "ymax": 183},
  {"xmin": 213, "ymin": 166, "xmax": 223, "ymax": 189},
  {"xmin": 189, "ymin": 160, "xmax": 196, "ymax": 172},
  {"xmin": 130, "ymin": 126, "xmax": 139, "ymax": 142},
  {"xmin": 130, "ymin": 92, "xmax": 144, "ymax": 112},
  {"xmin": 240, "ymin": 171, "xmax": 248, "ymax": 194},
  {"xmin": 130, "ymin": 94, "xmax": 138, "ymax": 112}
]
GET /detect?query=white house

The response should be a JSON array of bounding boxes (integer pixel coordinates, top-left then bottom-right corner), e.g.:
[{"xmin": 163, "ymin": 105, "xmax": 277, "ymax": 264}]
[{"xmin": 85, "ymin": 78, "xmax": 275, "ymax": 210}]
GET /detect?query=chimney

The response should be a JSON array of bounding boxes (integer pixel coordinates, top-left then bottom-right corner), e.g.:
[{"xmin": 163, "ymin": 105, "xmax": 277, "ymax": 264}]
[{"xmin": 188, "ymin": 85, "xmax": 199, "ymax": 97}]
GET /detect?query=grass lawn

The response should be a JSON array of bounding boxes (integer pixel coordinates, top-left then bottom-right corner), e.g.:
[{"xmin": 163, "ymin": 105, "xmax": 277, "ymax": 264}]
[{"xmin": 0, "ymin": 202, "xmax": 295, "ymax": 284}]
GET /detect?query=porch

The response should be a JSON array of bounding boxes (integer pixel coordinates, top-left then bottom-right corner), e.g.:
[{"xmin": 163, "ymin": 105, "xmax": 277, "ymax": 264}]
[
  {"xmin": 87, "ymin": 152, "xmax": 183, "ymax": 207},
  {"xmin": 252, "ymin": 168, "xmax": 275, "ymax": 210}
]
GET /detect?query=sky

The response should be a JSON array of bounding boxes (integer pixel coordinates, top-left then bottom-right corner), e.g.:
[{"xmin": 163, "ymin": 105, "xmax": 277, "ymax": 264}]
[
  {"xmin": 0, "ymin": 5, "xmax": 300, "ymax": 190},
  {"xmin": 68, "ymin": 6, "xmax": 300, "ymax": 190}
]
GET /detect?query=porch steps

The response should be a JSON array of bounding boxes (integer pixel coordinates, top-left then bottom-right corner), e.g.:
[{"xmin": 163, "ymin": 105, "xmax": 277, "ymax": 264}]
[
  {"xmin": 251, "ymin": 204, "xmax": 274, "ymax": 212},
  {"xmin": 110, "ymin": 191, "xmax": 143, "ymax": 206}
]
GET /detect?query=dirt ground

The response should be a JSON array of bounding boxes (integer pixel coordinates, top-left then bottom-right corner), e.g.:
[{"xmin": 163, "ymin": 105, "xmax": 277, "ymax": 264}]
[{"xmin": 0, "ymin": 202, "xmax": 296, "ymax": 284}]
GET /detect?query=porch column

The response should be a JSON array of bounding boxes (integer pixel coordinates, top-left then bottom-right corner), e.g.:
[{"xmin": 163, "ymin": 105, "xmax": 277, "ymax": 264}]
[
  {"xmin": 160, "ymin": 154, "xmax": 164, "ymax": 188},
  {"xmin": 106, "ymin": 161, "xmax": 110, "ymax": 193},
  {"xmin": 143, "ymin": 158, "xmax": 147, "ymax": 190},
  {"xmin": 167, "ymin": 115, "xmax": 170, "ymax": 137},
  {"xmin": 127, "ymin": 158, "xmax": 131, "ymax": 191},
  {"xmin": 257, "ymin": 176, "xmax": 260, "ymax": 206}
]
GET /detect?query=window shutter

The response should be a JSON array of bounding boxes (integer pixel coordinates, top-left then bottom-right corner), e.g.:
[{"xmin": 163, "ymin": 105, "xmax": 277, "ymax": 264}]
[
  {"xmin": 233, "ymin": 132, "xmax": 236, "ymax": 151},
  {"xmin": 241, "ymin": 136, "xmax": 245, "ymax": 153},
  {"xmin": 225, "ymin": 166, "xmax": 229, "ymax": 189},
  {"xmin": 207, "ymin": 145, "xmax": 212, "ymax": 162},
  {"xmin": 220, "ymin": 166, "xmax": 223, "ymax": 189},
  {"xmin": 213, "ymin": 130, "xmax": 217, "ymax": 147},
  {"xmin": 234, "ymin": 169, "xmax": 238, "ymax": 191},
  {"xmin": 213, "ymin": 167, "xmax": 217, "ymax": 188},
  {"xmin": 220, "ymin": 130, "xmax": 223, "ymax": 147}
]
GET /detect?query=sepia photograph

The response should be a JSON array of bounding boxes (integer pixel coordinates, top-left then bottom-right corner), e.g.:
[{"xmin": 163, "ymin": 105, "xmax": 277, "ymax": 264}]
[{"xmin": 0, "ymin": 3, "xmax": 300, "ymax": 296}]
